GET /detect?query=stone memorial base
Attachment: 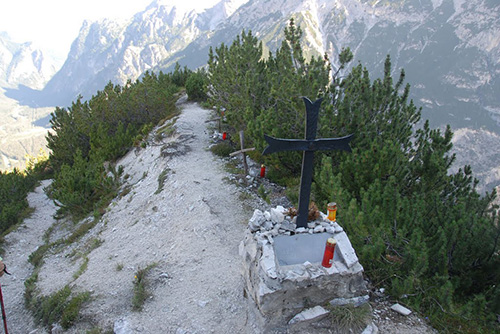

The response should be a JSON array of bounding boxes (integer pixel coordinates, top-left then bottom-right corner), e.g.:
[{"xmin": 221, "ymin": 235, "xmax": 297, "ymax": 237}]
[{"xmin": 239, "ymin": 206, "xmax": 367, "ymax": 331}]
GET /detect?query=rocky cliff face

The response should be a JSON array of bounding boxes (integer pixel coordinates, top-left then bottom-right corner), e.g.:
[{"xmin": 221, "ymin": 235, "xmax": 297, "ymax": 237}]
[
  {"xmin": 211, "ymin": 0, "xmax": 500, "ymax": 131},
  {"xmin": 40, "ymin": 0, "xmax": 249, "ymax": 106},
  {"xmin": 0, "ymin": 32, "xmax": 58, "ymax": 90}
]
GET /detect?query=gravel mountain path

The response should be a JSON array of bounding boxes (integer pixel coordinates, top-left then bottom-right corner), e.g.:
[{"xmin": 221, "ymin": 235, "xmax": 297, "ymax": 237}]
[
  {"xmin": 0, "ymin": 98, "xmax": 436, "ymax": 334},
  {"xmin": 2, "ymin": 179, "xmax": 57, "ymax": 334},
  {"xmin": 67, "ymin": 99, "xmax": 254, "ymax": 333}
]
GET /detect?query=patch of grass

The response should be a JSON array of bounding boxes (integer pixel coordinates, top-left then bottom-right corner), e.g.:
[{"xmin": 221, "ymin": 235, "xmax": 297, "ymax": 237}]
[
  {"xmin": 258, "ymin": 184, "xmax": 271, "ymax": 204},
  {"xmin": 60, "ymin": 291, "xmax": 91, "ymax": 329},
  {"xmin": 132, "ymin": 263, "xmax": 157, "ymax": 311},
  {"xmin": 25, "ymin": 213, "xmax": 101, "ymax": 329},
  {"xmin": 210, "ymin": 142, "xmax": 234, "ymax": 157},
  {"xmin": 70, "ymin": 237, "xmax": 104, "ymax": 259},
  {"xmin": 239, "ymin": 191, "xmax": 253, "ymax": 202},
  {"xmin": 116, "ymin": 263, "xmax": 124, "ymax": 271},
  {"xmin": 24, "ymin": 271, "xmax": 39, "ymax": 306},
  {"xmin": 119, "ymin": 185, "xmax": 132, "ymax": 198},
  {"xmin": 73, "ymin": 256, "xmax": 89, "ymax": 280},
  {"xmin": 224, "ymin": 160, "xmax": 243, "ymax": 175},
  {"xmin": 63, "ymin": 217, "xmax": 100, "ymax": 246},
  {"xmin": 327, "ymin": 303, "xmax": 371, "ymax": 333},
  {"xmin": 28, "ymin": 243, "xmax": 52, "ymax": 267},
  {"xmin": 155, "ymin": 168, "xmax": 170, "ymax": 194},
  {"xmin": 27, "ymin": 283, "xmax": 91, "ymax": 330}
]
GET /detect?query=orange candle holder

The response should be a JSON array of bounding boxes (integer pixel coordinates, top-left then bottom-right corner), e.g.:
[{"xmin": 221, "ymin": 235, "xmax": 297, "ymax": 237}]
[{"xmin": 327, "ymin": 202, "xmax": 337, "ymax": 222}]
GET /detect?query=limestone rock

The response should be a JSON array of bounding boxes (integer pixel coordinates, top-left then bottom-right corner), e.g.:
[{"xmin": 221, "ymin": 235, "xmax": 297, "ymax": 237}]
[
  {"xmin": 248, "ymin": 209, "xmax": 266, "ymax": 232},
  {"xmin": 313, "ymin": 225, "xmax": 325, "ymax": 233},
  {"xmin": 329, "ymin": 295, "xmax": 369, "ymax": 307},
  {"xmin": 335, "ymin": 231, "xmax": 359, "ymax": 268},
  {"xmin": 361, "ymin": 322, "xmax": 379, "ymax": 334},
  {"xmin": 288, "ymin": 306, "xmax": 329, "ymax": 325},
  {"xmin": 114, "ymin": 319, "xmax": 131, "ymax": 334},
  {"xmin": 270, "ymin": 206, "xmax": 285, "ymax": 224},
  {"xmin": 390, "ymin": 303, "xmax": 412, "ymax": 316}
]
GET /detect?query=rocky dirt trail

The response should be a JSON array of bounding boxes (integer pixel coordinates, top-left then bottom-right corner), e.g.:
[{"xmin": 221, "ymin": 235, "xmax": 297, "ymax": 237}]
[
  {"xmin": 2, "ymin": 178, "xmax": 57, "ymax": 334},
  {"xmin": 1, "ymin": 97, "xmax": 436, "ymax": 333}
]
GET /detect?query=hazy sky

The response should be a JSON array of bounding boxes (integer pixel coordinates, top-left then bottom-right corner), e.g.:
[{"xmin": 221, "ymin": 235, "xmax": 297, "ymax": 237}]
[{"xmin": 0, "ymin": 0, "xmax": 218, "ymax": 58}]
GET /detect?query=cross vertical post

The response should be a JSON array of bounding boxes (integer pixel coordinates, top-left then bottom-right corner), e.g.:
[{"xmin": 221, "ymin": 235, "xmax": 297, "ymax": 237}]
[{"xmin": 297, "ymin": 98, "xmax": 321, "ymax": 228}]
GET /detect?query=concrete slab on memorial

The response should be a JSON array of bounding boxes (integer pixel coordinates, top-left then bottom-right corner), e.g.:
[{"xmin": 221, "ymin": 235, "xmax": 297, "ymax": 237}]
[{"xmin": 273, "ymin": 233, "xmax": 340, "ymax": 266}]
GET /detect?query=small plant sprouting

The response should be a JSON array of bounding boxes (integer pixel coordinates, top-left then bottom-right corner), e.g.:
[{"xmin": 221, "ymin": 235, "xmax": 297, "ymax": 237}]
[
  {"xmin": 73, "ymin": 256, "xmax": 89, "ymax": 280},
  {"xmin": 258, "ymin": 184, "xmax": 271, "ymax": 204},
  {"xmin": 116, "ymin": 263, "xmax": 124, "ymax": 271},
  {"xmin": 155, "ymin": 168, "xmax": 170, "ymax": 194},
  {"xmin": 132, "ymin": 263, "xmax": 157, "ymax": 311}
]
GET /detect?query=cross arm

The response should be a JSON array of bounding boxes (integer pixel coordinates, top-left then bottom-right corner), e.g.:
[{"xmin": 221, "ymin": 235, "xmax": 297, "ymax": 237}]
[{"xmin": 262, "ymin": 134, "xmax": 354, "ymax": 155}]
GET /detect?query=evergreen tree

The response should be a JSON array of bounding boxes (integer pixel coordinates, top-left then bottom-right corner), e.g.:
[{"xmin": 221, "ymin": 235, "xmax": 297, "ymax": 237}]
[
  {"xmin": 186, "ymin": 69, "xmax": 208, "ymax": 101},
  {"xmin": 208, "ymin": 20, "xmax": 499, "ymax": 331},
  {"xmin": 46, "ymin": 69, "xmax": 180, "ymax": 218}
]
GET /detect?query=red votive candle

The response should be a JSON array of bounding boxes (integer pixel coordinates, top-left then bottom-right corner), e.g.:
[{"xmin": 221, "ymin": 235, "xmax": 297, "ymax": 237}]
[
  {"xmin": 260, "ymin": 165, "xmax": 266, "ymax": 178},
  {"xmin": 222, "ymin": 132, "xmax": 227, "ymax": 140},
  {"xmin": 321, "ymin": 238, "xmax": 337, "ymax": 268}
]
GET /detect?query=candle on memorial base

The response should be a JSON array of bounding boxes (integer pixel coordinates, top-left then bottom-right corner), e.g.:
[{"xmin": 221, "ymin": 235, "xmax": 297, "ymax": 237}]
[
  {"xmin": 327, "ymin": 202, "xmax": 337, "ymax": 222},
  {"xmin": 260, "ymin": 165, "xmax": 266, "ymax": 178},
  {"xmin": 321, "ymin": 238, "xmax": 337, "ymax": 268}
]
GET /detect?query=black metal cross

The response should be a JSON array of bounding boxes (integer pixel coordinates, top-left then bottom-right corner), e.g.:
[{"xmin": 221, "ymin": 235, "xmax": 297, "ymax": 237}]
[{"xmin": 263, "ymin": 97, "xmax": 353, "ymax": 228}]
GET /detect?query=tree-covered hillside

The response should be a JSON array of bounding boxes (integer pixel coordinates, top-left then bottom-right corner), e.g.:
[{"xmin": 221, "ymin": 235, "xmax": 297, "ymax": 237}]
[
  {"xmin": 0, "ymin": 66, "xmax": 191, "ymax": 236},
  {"xmin": 207, "ymin": 19, "xmax": 500, "ymax": 333}
]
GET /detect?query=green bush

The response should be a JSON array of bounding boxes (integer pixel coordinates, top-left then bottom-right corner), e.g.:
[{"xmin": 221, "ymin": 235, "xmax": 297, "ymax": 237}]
[
  {"xmin": 27, "ymin": 284, "xmax": 90, "ymax": 330},
  {"xmin": 50, "ymin": 150, "xmax": 118, "ymax": 218},
  {"xmin": 0, "ymin": 169, "xmax": 37, "ymax": 235},
  {"xmin": 210, "ymin": 142, "xmax": 235, "ymax": 157},
  {"xmin": 46, "ymin": 71, "xmax": 180, "ymax": 219},
  {"xmin": 185, "ymin": 70, "xmax": 208, "ymax": 101}
]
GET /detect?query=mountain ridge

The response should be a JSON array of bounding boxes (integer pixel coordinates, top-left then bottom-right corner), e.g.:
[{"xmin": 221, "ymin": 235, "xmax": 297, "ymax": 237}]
[
  {"xmin": 4, "ymin": 0, "xmax": 499, "ymax": 133},
  {"xmin": 0, "ymin": 0, "xmax": 499, "ymax": 192}
]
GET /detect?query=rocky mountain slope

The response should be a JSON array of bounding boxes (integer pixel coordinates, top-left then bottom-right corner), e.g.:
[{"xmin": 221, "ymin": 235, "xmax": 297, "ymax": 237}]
[
  {"xmin": 13, "ymin": 0, "xmax": 498, "ymax": 133},
  {"xmin": 18, "ymin": 0, "xmax": 248, "ymax": 107},
  {"xmin": 0, "ymin": 32, "xmax": 59, "ymax": 90},
  {"xmin": 1, "ymin": 0, "xmax": 499, "ymax": 191}
]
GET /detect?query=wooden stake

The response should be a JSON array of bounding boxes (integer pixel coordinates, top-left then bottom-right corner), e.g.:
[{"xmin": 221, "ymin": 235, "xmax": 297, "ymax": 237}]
[{"xmin": 229, "ymin": 130, "xmax": 255, "ymax": 175}]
